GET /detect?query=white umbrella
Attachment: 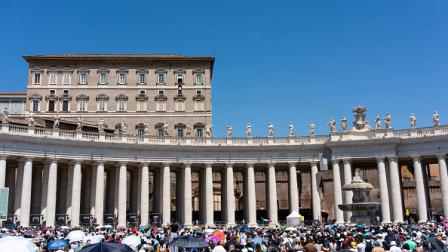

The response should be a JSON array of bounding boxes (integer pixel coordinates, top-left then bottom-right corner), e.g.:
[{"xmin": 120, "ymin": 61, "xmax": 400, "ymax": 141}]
[
  {"xmin": 285, "ymin": 227, "xmax": 297, "ymax": 231},
  {"xmin": 204, "ymin": 229, "xmax": 215, "ymax": 235},
  {"xmin": 213, "ymin": 245, "xmax": 226, "ymax": 252},
  {"xmin": 0, "ymin": 236, "xmax": 38, "ymax": 252},
  {"xmin": 122, "ymin": 235, "xmax": 141, "ymax": 250},
  {"xmin": 66, "ymin": 230, "xmax": 86, "ymax": 242}
]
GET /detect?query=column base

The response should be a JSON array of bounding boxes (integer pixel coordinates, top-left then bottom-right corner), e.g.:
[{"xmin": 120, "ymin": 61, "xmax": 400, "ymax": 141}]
[{"xmin": 381, "ymin": 220, "xmax": 392, "ymax": 225}]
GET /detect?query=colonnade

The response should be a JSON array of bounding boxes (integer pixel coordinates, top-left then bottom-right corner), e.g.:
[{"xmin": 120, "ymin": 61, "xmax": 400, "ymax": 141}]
[{"xmin": 2, "ymin": 153, "xmax": 448, "ymax": 227}]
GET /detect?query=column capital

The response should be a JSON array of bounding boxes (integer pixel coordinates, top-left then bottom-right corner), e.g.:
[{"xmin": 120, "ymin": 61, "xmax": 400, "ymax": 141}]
[
  {"xmin": 0, "ymin": 155, "xmax": 7, "ymax": 161},
  {"xmin": 269, "ymin": 163, "xmax": 276, "ymax": 168},
  {"xmin": 69, "ymin": 159, "xmax": 82, "ymax": 166},
  {"xmin": 437, "ymin": 153, "xmax": 447, "ymax": 160},
  {"xmin": 342, "ymin": 158, "xmax": 351, "ymax": 164},
  {"xmin": 331, "ymin": 159, "xmax": 340, "ymax": 165},
  {"xmin": 183, "ymin": 163, "xmax": 191, "ymax": 168},
  {"xmin": 310, "ymin": 160, "xmax": 318, "ymax": 165},
  {"xmin": 96, "ymin": 161, "xmax": 105, "ymax": 166},
  {"xmin": 387, "ymin": 156, "xmax": 398, "ymax": 162},
  {"xmin": 19, "ymin": 156, "xmax": 34, "ymax": 163},
  {"xmin": 246, "ymin": 162, "xmax": 255, "ymax": 168},
  {"xmin": 205, "ymin": 163, "xmax": 213, "ymax": 169},
  {"xmin": 288, "ymin": 162, "xmax": 297, "ymax": 167},
  {"xmin": 161, "ymin": 162, "xmax": 170, "ymax": 167},
  {"xmin": 119, "ymin": 161, "xmax": 127, "ymax": 167},
  {"xmin": 376, "ymin": 157, "xmax": 386, "ymax": 163},
  {"xmin": 226, "ymin": 163, "xmax": 234, "ymax": 169},
  {"xmin": 139, "ymin": 162, "xmax": 149, "ymax": 168},
  {"xmin": 411, "ymin": 155, "xmax": 421, "ymax": 162},
  {"xmin": 44, "ymin": 159, "xmax": 59, "ymax": 166}
]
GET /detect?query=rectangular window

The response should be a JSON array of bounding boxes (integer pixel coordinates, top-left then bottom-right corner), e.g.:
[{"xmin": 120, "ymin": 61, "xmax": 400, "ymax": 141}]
[
  {"xmin": 157, "ymin": 73, "xmax": 165, "ymax": 84},
  {"xmin": 177, "ymin": 128, "xmax": 184, "ymax": 138},
  {"xmin": 79, "ymin": 73, "xmax": 87, "ymax": 85},
  {"xmin": 137, "ymin": 101, "xmax": 147, "ymax": 111},
  {"xmin": 138, "ymin": 73, "xmax": 146, "ymax": 85},
  {"xmin": 157, "ymin": 128, "xmax": 164, "ymax": 137},
  {"xmin": 48, "ymin": 72, "xmax": 57, "ymax": 85},
  {"xmin": 195, "ymin": 73, "xmax": 204, "ymax": 85},
  {"xmin": 48, "ymin": 100, "xmax": 55, "ymax": 112},
  {"xmin": 50, "ymin": 90, "xmax": 55, "ymax": 95},
  {"xmin": 33, "ymin": 73, "xmax": 41, "ymax": 85},
  {"xmin": 156, "ymin": 101, "xmax": 166, "ymax": 112},
  {"xmin": 117, "ymin": 100, "xmax": 127, "ymax": 111},
  {"xmin": 194, "ymin": 100, "xmax": 205, "ymax": 111},
  {"xmin": 117, "ymin": 73, "xmax": 127, "ymax": 85},
  {"xmin": 176, "ymin": 73, "xmax": 183, "ymax": 84},
  {"xmin": 62, "ymin": 100, "xmax": 69, "ymax": 112},
  {"xmin": 98, "ymin": 100, "xmax": 107, "ymax": 111},
  {"xmin": 99, "ymin": 73, "xmax": 108, "ymax": 85},
  {"xmin": 196, "ymin": 128, "xmax": 204, "ymax": 138},
  {"xmin": 175, "ymin": 101, "xmax": 185, "ymax": 112},
  {"xmin": 62, "ymin": 73, "xmax": 71, "ymax": 85},
  {"xmin": 32, "ymin": 100, "xmax": 39, "ymax": 112},
  {"xmin": 78, "ymin": 100, "xmax": 88, "ymax": 112}
]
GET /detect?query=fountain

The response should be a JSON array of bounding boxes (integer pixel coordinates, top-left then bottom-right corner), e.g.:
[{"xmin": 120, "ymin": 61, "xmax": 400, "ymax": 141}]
[{"xmin": 338, "ymin": 169, "xmax": 381, "ymax": 225}]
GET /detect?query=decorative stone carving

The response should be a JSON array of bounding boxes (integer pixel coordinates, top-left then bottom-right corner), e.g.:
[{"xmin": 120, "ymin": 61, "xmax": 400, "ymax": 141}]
[
  {"xmin": 288, "ymin": 123, "xmax": 295, "ymax": 136},
  {"xmin": 226, "ymin": 124, "xmax": 233, "ymax": 138},
  {"xmin": 76, "ymin": 116, "xmax": 83, "ymax": 131},
  {"xmin": 162, "ymin": 123, "xmax": 169, "ymax": 136},
  {"xmin": 328, "ymin": 119, "xmax": 336, "ymax": 132},
  {"xmin": 341, "ymin": 116, "xmax": 348, "ymax": 131},
  {"xmin": 352, "ymin": 106, "xmax": 372, "ymax": 131},
  {"xmin": 384, "ymin": 113, "xmax": 392, "ymax": 129},
  {"xmin": 27, "ymin": 112, "xmax": 35, "ymax": 127},
  {"xmin": 410, "ymin": 113, "xmax": 416, "ymax": 129},
  {"xmin": 120, "ymin": 120, "xmax": 127, "ymax": 134},
  {"xmin": 374, "ymin": 114, "xmax": 381, "ymax": 130},
  {"xmin": 205, "ymin": 123, "xmax": 212, "ymax": 138},
  {"xmin": 268, "ymin": 122, "xmax": 274, "ymax": 137},
  {"xmin": 53, "ymin": 115, "xmax": 60, "ymax": 129},
  {"xmin": 246, "ymin": 123, "xmax": 252, "ymax": 138},
  {"xmin": 98, "ymin": 118, "xmax": 105, "ymax": 133},
  {"xmin": 186, "ymin": 124, "xmax": 192, "ymax": 137},
  {"xmin": 433, "ymin": 111, "xmax": 440, "ymax": 128},
  {"xmin": 1, "ymin": 107, "xmax": 9, "ymax": 123},
  {"xmin": 143, "ymin": 122, "xmax": 150, "ymax": 136},
  {"xmin": 309, "ymin": 123, "xmax": 315, "ymax": 137}
]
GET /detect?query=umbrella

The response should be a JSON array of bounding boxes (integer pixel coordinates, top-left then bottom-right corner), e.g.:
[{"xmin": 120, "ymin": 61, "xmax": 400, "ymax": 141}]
[
  {"xmin": 204, "ymin": 229, "xmax": 215, "ymax": 235},
  {"xmin": 212, "ymin": 245, "xmax": 226, "ymax": 252},
  {"xmin": 171, "ymin": 236, "xmax": 208, "ymax": 249},
  {"xmin": 22, "ymin": 230, "xmax": 35, "ymax": 238},
  {"xmin": 104, "ymin": 224, "xmax": 113, "ymax": 229},
  {"xmin": 205, "ymin": 236, "xmax": 220, "ymax": 244},
  {"xmin": 80, "ymin": 242, "xmax": 134, "ymax": 252},
  {"xmin": 212, "ymin": 230, "xmax": 226, "ymax": 242},
  {"xmin": 0, "ymin": 236, "xmax": 38, "ymax": 252},
  {"xmin": 67, "ymin": 230, "xmax": 86, "ymax": 242},
  {"xmin": 285, "ymin": 227, "xmax": 297, "ymax": 231},
  {"xmin": 83, "ymin": 235, "xmax": 103, "ymax": 244},
  {"xmin": 122, "ymin": 235, "xmax": 141, "ymax": 249},
  {"xmin": 240, "ymin": 225, "xmax": 250, "ymax": 233},
  {"xmin": 252, "ymin": 236, "xmax": 263, "ymax": 244},
  {"xmin": 47, "ymin": 239, "xmax": 68, "ymax": 250}
]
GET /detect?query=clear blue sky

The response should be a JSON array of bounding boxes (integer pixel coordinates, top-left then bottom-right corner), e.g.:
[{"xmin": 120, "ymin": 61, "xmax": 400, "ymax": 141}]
[{"xmin": 1, "ymin": 0, "xmax": 447, "ymax": 137}]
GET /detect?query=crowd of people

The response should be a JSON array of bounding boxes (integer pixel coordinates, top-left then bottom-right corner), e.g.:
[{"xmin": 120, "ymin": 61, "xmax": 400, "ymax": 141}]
[{"xmin": 1, "ymin": 220, "xmax": 448, "ymax": 252}]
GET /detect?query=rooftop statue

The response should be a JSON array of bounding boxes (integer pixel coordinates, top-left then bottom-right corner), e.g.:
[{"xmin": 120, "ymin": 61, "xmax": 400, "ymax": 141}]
[
  {"xmin": 185, "ymin": 124, "xmax": 192, "ymax": 137},
  {"xmin": 309, "ymin": 123, "xmax": 315, "ymax": 137},
  {"xmin": 384, "ymin": 113, "xmax": 392, "ymax": 129},
  {"xmin": 98, "ymin": 118, "xmax": 105, "ymax": 133},
  {"xmin": 268, "ymin": 122, "xmax": 274, "ymax": 137},
  {"xmin": 1, "ymin": 107, "xmax": 9, "ymax": 123},
  {"xmin": 410, "ymin": 113, "xmax": 416, "ymax": 129},
  {"xmin": 352, "ymin": 106, "xmax": 372, "ymax": 132},
  {"xmin": 76, "ymin": 116, "xmax": 83, "ymax": 131},
  {"xmin": 53, "ymin": 114, "xmax": 60, "ymax": 129},
  {"xmin": 226, "ymin": 124, "xmax": 233, "ymax": 138},
  {"xmin": 205, "ymin": 123, "xmax": 212, "ymax": 138},
  {"xmin": 288, "ymin": 123, "xmax": 295, "ymax": 136},
  {"xmin": 162, "ymin": 123, "xmax": 169, "ymax": 136},
  {"xmin": 340, "ymin": 116, "xmax": 348, "ymax": 131},
  {"xmin": 27, "ymin": 112, "xmax": 35, "ymax": 127},
  {"xmin": 374, "ymin": 114, "xmax": 381, "ymax": 130},
  {"xmin": 433, "ymin": 111, "xmax": 440, "ymax": 128},
  {"xmin": 246, "ymin": 123, "xmax": 252, "ymax": 138},
  {"xmin": 328, "ymin": 119, "xmax": 336, "ymax": 132}
]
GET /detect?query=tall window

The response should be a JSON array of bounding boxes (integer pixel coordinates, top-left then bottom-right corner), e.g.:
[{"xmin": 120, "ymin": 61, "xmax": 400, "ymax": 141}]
[
  {"xmin": 48, "ymin": 100, "xmax": 55, "ymax": 112},
  {"xmin": 195, "ymin": 73, "xmax": 204, "ymax": 85},
  {"xmin": 117, "ymin": 100, "xmax": 127, "ymax": 111},
  {"xmin": 156, "ymin": 127, "xmax": 164, "ymax": 137},
  {"xmin": 175, "ymin": 100, "xmax": 185, "ymax": 112},
  {"xmin": 176, "ymin": 128, "xmax": 184, "ymax": 138},
  {"xmin": 32, "ymin": 100, "xmax": 39, "ymax": 112},
  {"xmin": 79, "ymin": 73, "xmax": 87, "ymax": 85},
  {"xmin": 194, "ymin": 100, "xmax": 205, "ymax": 111},
  {"xmin": 48, "ymin": 72, "xmax": 57, "ymax": 85},
  {"xmin": 98, "ymin": 100, "xmax": 107, "ymax": 111},
  {"xmin": 136, "ymin": 124, "xmax": 146, "ymax": 136},
  {"xmin": 62, "ymin": 73, "xmax": 71, "ymax": 85},
  {"xmin": 33, "ymin": 73, "xmax": 41, "ymax": 85},
  {"xmin": 117, "ymin": 73, "xmax": 127, "ymax": 85},
  {"xmin": 138, "ymin": 73, "xmax": 146, "ymax": 85},
  {"xmin": 175, "ymin": 73, "xmax": 184, "ymax": 84},
  {"xmin": 196, "ymin": 128, "xmax": 204, "ymax": 138},
  {"xmin": 99, "ymin": 73, "xmax": 108, "ymax": 85},
  {"xmin": 62, "ymin": 100, "xmax": 69, "ymax": 111},
  {"xmin": 157, "ymin": 73, "xmax": 165, "ymax": 84},
  {"xmin": 79, "ymin": 100, "xmax": 88, "ymax": 111}
]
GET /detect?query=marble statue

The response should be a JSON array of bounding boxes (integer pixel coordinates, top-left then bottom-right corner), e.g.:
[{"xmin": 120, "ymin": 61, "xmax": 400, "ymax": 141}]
[
  {"xmin": 1, "ymin": 107, "xmax": 9, "ymax": 123},
  {"xmin": 226, "ymin": 124, "xmax": 233, "ymax": 138},
  {"xmin": 205, "ymin": 123, "xmax": 212, "ymax": 138},
  {"xmin": 288, "ymin": 123, "xmax": 295, "ymax": 136},
  {"xmin": 410, "ymin": 113, "xmax": 416, "ymax": 129},
  {"xmin": 268, "ymin": 122, "xmax": 274, "ymax": 137},
  {"xmin": 341, "ymin": 116, "xmax": 348, "ymax": 131},
  {"xmin": 143, "ymin": 122, "xmax": 150, "ymax": 136},
  {"xmin": 433, "ymin": 111, "xmax": 440, "ymax": 127},
  {"xmin": 120, "ymin": 120, "xmax": 127, "ymax": 134},
  {"xmin": 384, "ymin": 113, "xmax": 392, "ymax": 129},
  {"xmin": 162, "ymin": 123, "xmax": 169, "ymax": 136},
  {"xmin": 186, "ymin": 124, "xmax": 192, "ymax": 137},
  {"xmin": 245, "ymin": 123, "xmax": 252, "ymax": 138},
  {"xmin": 27, "ymin": 112, "xmax": 35, "ymax": 127},
  {"xmin": 53, "ymin": 115, "xmax": 60, "ymax": 129},
  {"xmin": 374, "ymin": 114, "xmax": 381, "ymax": 129},
  {"xmin": 309, "ymin": 123, "xmax": 315, "ymax": 136},
  {"xmin": 328, "ymin": 119, "xmax": 336, "ymax": 132},
  {"xmin": 352, "ymin": 106, "xmax": 371, "ymax": 131},
  {"xmin": 76, "ymin": 116, "xmax": 83, "ymax": 131},
  {"xmin": 98, "ymin": 118, "xmax": 105, "ymax": 133}
]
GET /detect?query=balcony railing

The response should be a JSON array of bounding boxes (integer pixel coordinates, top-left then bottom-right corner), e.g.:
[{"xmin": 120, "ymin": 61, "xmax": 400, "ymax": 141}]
[{"xmin": 1, "ymin": 122, "xmax": 447, "ymax": 147}]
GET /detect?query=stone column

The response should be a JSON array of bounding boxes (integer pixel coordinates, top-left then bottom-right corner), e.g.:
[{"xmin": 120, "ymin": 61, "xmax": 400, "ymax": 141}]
[
  {"xmin": 0, "ymin": 156, "xmax": 6, "ymax": 187},
  {"xmin": 225, "ymin": 164, "xmax": 235, "ymax": 225},
  {"xmin": 46, "ymin": 159, "xmax": 58, "ymax": 227},
  {"xmin": 246, "ymin": 163, "xmax": 257, "ymax": 226},
  {"xmin": 204, "ymin": 164, "xmax": 214, "ymax": 226},
  {"xmin": 183, "ymin": 164, "xmax": 192, "ymax": 225},
  {"xmin": 413, "ymin": 156, "xmax": 428, "ymax": 222},
  {"xmin": 311, "ymin": 162, "xmax": 321, "ymax": 220},
  {"xmin": 95, "ymin": 161, "xmax": 105, "ymax": 226},
  {"xmin": 20, "ymin": 158, "xmax": 33, "ymax": 227},
  {"xmin": 288, "ymin": 163, "xmax": 299, "ymax": 212},
  {"xmin": 71, "ymin": 160, "xmax": 82, "ymax": 227},
  {"xmin": 267, "ymin": 163, "xmax": 278, "ymax": 224},
  {"xmin": 14, "ymin": 162, "xmax": 24, "ymax": 220},
  {"xmin": 377, "ymin": 158, "xmax": 391, "ymax": 223},
  {"xmin": 140, "ymin": 163, "xmax": 149, "ymax": 227},
  {"xmin": 332, "ymin": 159, "xmax": 344, "ymax": 224},
  {"xmin": 161, "ymin": 163, "xmax": 171, "ymax": 225},
  {"xmin": 437, "ymin": 154, "xmax": 448, "ymax": 218},
  {"xmin": 118, "ymin": 162, "xmax": 127, "ymax": 227},
  {"xmin": 388, "ymin": 157, "xmax": 404, "ymax": 223},
  {"xmin": 342, "ymin": 159, "xmax": 353, "ymax": 222}
]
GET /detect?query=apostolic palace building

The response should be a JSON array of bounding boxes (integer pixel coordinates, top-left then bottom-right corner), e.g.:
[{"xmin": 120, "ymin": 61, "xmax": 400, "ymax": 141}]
[{"xmin": 0, "ymin": 54, "xmax": 446, "ymax": 228}]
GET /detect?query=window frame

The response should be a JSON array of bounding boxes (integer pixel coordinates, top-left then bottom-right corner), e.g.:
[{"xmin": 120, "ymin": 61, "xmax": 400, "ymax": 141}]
[
  {"xmin": 117, "ymin": 72, "xmax": 127, "ymax": 85},
  {"xmin": 48, "ymin": 72, "xmax": 58, "ymax": 85},
  {"xmin": 62, "ymin": 72, "xmax": 71, "ymax": 85},
  {"xmin": 33, "ymin": 73, "xmax": 41, "ymax": 85},
  {"xmin": 79, "ymin": 72, "xmax": 88, "ymax": 85},
  {"xmin": 99, "ymin": 72, "xmax": 108, "ymax": 85}
]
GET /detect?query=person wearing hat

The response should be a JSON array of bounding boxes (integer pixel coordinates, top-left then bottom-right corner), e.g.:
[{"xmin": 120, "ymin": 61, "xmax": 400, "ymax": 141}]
[
  {"xmin": 371, "ymin": 241, "xmax": 385, "ymax": 252},
  {"xmin": 389, "ymin": 241, "xmax": 401, "ymax": 252}
]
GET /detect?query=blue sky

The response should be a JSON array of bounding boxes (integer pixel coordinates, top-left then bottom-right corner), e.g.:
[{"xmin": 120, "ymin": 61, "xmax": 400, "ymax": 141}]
[{"xmin": 0, "ymin": 0, "xmax": 447, "ymax": 137}]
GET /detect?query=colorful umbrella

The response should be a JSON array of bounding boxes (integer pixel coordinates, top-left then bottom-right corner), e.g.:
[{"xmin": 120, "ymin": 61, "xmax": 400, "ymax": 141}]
[
  {"xmin": 205, "ymin": 236, "xmax": 220, "ymax": 244},
  {"xmin": 212, "ymin": 230, "xmax": 226, "ymax": 242},
  {"xmin": 47, "ymin": 239, "xmax": 68, "ymax": 250}
]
